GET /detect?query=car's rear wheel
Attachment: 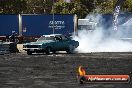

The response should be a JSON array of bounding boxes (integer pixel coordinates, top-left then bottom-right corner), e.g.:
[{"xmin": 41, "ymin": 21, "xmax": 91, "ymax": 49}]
[
  {"xmin": 27, "ymin": 50, "xmax": 32, "ymax": 55},
  {"xmin": 52, "ymin": 51, "xmax": 56, "ymax": 54},
  {"xmin": 45, "ymin": 47, "xmax": 51, "ymax": 54},
  {"xmin": 66, "ymin": 45, "xmax": 75, "ymax": 54}
]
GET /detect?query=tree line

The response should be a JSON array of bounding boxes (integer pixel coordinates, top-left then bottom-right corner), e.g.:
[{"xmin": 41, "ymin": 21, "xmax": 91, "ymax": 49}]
[{"xmin": 0, "ymin": 0, "xmax": 132, "ymax": 18}]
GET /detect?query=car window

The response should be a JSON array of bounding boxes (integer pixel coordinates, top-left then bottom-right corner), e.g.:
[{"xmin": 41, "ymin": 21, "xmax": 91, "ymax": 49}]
[
  {"xmin": 61, "ymin": 35, "xmax": 69, "ymax": 40},
  {"xmin": 55, "ymin": 36, "xmax": 62, "ymax": 41},
  {"xmin": 37, "ymin": 36, "xmax": 55, "ymax": 41}
]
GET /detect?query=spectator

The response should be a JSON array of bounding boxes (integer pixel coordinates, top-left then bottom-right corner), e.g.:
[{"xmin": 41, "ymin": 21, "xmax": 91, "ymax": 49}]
[{"xmin": 10, "ymin": 31, "xmax": 17, "ymax": 42}]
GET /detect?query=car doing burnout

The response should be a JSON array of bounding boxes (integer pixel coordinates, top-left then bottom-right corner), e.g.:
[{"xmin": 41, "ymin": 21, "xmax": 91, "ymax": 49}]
[{"xmin": 23, "ymin": 34, "xmax": 79, "ymax": 55}]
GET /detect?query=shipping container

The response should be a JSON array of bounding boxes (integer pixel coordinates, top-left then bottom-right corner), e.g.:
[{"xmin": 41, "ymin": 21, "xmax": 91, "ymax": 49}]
[
  {"xmin": 0, "ymin": 14, "xmax": 77, "ymax": 43},
  {"xmin": 22, "ymin": 14, "xmax": 75, "ymax": 36},
  {"xmin": 0, "ymin": 15, "xmax": 19, "ymax": 36},
  {"xmin": 0, "ymin": 14, "xmax": 76, "ymax": 36}
]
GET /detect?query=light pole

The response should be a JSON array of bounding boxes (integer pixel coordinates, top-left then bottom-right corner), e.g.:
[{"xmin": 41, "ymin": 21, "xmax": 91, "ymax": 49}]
[
  {"xmin": 18, "ymin": 14, "xmax": 22, "ymax": 36},
  {"xmin": 52, "ymin": 0, "xmax": 55, "ymax": 34}
]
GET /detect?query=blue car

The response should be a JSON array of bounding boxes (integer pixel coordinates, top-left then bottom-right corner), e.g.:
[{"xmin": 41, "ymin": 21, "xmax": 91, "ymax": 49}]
[{"xmin": 23, "ymin": 34, "xmax": 79, "ymax": 55}]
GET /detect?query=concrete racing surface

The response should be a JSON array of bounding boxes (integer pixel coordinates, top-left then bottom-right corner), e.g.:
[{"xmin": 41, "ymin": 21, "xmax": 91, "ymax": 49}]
[{"xmin": 0, "ymin": 52, "xmax": 132, "ymax": 88}]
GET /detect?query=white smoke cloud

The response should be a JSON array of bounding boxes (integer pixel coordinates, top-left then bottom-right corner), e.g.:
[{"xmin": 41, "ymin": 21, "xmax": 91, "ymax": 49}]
[
  {"xmin": 74, "ymin": 14, "xmax": 132, "ymax": 53},
  {"xmin": 122, "ymin": 17, "xmax": 132, "ymax": 26}
]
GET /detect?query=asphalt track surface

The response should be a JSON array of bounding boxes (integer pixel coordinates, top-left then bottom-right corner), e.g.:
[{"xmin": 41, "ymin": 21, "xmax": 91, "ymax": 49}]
[{"xmin": 0, "ymin": 52, "xmax": 132, "ymax": 88}]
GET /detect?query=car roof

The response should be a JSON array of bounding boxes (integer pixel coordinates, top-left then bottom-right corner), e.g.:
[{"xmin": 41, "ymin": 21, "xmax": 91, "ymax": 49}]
[{"xmin": 42, "ymin": 34, "xmax": 62, "ymax": 37}]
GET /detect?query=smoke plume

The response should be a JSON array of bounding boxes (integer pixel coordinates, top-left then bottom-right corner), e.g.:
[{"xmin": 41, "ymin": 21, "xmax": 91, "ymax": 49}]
[{"xmin": 74, "ymin": 14, "xmax": 132, "ymax": 53}]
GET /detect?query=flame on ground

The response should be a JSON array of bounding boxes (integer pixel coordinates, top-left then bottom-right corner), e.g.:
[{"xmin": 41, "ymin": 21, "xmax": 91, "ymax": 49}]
[{"xmin": 78, "ymin": 66, "xmax": 86, "ymax": 76}]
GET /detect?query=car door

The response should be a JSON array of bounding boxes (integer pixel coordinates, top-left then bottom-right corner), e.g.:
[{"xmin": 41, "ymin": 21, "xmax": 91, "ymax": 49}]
[
  {"xmin": 61, "ymin": 35, "xmax": 70, "ymax": 50},
  {"xmin": 54, "ymin": 36, "xmax": 63, "ymax": 51}
]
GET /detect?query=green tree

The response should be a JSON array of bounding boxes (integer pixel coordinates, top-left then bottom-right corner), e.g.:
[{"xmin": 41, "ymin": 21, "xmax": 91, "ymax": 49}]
[
  {"xmin": 122, "ymin": 0, "xmax": 132, "ymax": 12},
  {"xmin": 25, "ymin": 0, "xmax": 53, "ymax": 14},
  {"xmin": 0, "ymin": 0, "xmax": 27, "ymax": 14},
  {"xmin": 80, "ymin": 0, "xmax": 95, "ymax": 12},
  {"xmin": 95, "ymin": 0, "xmax": 132, "ymax": 14},
  {"xmin": 94, "ymin": 0, "xmax": 115, "ymax": 14},
  {"xmin": 0, "ymin": 0, "xmax": 132, "ymax": 16},
  {"xmin": 52, "ymin": 0, "xmax": 88, "ymax": 18}
]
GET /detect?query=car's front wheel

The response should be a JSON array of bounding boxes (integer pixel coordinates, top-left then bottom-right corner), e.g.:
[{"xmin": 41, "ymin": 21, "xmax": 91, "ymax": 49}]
[
  {"xmin": 45, "ymin": 47, "xmax": 51, "ymax": 54},
  {"xmin": 27, "ymin": 50, "xmax": 32, "ymax": 55},
  {"xmin": 52, "ymin": 51, "xmax": 56, "ymax": 54},
  {"xmin": 66, "ymin": 45, "xmax": 75, "ymax": 54}
]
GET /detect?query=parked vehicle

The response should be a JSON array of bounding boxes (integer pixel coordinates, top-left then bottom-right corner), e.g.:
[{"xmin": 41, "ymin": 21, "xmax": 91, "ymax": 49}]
[{"xmin": 23, "ymin": 34, "xmax": 79, "ymax": 55}]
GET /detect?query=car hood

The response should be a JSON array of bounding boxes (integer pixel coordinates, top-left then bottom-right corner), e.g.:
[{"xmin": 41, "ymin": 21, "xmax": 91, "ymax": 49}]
[{"xmin": 25, "ymin": 40, "xmax": 54, "ymax": 45}]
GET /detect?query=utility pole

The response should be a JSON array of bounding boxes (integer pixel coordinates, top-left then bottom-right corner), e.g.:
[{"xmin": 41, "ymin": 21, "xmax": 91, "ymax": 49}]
[
  {"xmin": 52, "ymin": 0, "xmax": 55, "ymax": 34},
  {"xmin": 18, "ymin": 14, "xmax": 22, "ymax": 36}
]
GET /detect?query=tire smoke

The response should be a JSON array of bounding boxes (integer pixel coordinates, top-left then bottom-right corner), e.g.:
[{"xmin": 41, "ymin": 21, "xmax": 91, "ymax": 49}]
[{"xmin": 73, "ymin": 14, "xmax": 132, "ymax": 53}]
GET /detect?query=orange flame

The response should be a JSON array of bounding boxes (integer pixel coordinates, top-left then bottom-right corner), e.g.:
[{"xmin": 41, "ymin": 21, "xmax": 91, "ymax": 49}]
[{"xmin": 78, "ymin": 66, "xmax": 86, "ymax": 76}]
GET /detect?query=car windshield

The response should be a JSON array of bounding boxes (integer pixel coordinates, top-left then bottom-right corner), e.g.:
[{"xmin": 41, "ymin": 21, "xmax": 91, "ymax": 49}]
[{"xmin": 37, "ymin": 36, "xmax": 55, "ymax": 41}]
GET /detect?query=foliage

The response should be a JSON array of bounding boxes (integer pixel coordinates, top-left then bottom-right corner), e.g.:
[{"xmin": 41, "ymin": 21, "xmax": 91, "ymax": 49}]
[
  {"xmin": 122, "ymin": 0, "xmax": 132, "ymax": 12},
  {"xmin": 52, "ymin": 0, "xmax": 88, "ymax": 18},
  {"xmin": 0, "ymin": 0, "xmax": 27, "ymax": 14},
  {"xmin": 95, "ymin": 0, "xmax": 114, "ymax": 14},
  {"xmin": 0, "ymin": 0, "xmax": 132, "ymax": 18},
  {"xmin": 25, "ymin": 0, "xmax": 53, "ymax": 14},
  {"xmin": 80, "ymin": 0, "xmax": 95, "ymax": 12}
]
